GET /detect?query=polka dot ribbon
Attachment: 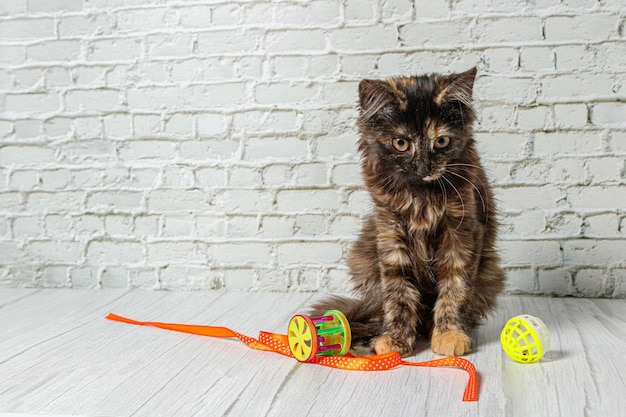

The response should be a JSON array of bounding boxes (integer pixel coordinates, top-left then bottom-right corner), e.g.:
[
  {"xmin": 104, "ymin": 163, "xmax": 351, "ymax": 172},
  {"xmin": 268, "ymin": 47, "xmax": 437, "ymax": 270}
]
[{"xmin": 106, "ymin": 313, "xmax": 478, "ymax": 402}]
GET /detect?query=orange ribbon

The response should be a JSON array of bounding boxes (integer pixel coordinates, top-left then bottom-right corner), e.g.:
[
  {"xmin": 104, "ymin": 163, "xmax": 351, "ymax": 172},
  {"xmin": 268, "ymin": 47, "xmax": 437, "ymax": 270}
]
[{"xmin": 106, "ymin": 313, "xmax": 478, "ymax": 402}]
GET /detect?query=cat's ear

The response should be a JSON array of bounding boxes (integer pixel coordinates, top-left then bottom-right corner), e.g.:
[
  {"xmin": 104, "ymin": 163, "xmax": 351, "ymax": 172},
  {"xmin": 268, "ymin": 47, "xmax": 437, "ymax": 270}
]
[
  {"xmin": 358, "ymin": 79, "xmax": 403, "ymax": 120},
  {"xmin": 435, "ymin": 67, "xmax": 477, "ymax": 107}
]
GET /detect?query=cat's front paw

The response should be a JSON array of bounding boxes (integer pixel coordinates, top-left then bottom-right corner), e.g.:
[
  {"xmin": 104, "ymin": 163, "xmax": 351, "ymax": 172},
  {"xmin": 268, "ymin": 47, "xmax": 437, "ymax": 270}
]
[
  {"xmin": 371, "ymin": 334, "xmax": 413, "ymax": 357},
  {"xmin": 431, "ymin": 330, "xmax": 471, "ymax": 356}
]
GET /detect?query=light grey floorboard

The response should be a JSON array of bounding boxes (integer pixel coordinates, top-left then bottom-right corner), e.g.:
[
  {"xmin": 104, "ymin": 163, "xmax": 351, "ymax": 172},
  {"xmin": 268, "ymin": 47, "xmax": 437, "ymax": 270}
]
[{"xmin": 0, "ymin": 290, "xmax": 625, "ymax": 416}]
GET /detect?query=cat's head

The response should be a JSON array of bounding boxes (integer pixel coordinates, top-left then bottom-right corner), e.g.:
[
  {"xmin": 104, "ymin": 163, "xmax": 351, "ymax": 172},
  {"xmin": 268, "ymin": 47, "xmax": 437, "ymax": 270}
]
[{"xmin": 357, "ymin": 68, "xmax": 477, "ymax": 188}]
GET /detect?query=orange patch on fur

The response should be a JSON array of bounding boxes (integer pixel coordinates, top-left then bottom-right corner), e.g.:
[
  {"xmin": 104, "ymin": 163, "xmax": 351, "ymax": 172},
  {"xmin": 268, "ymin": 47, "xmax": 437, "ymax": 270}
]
[
  {"xmin": 431, "ymin": 330, "xmax": 471, "ymax": 356},
  {"xmin": 372, "ymin": 334, "xmax": 412, "ymax": 356}
]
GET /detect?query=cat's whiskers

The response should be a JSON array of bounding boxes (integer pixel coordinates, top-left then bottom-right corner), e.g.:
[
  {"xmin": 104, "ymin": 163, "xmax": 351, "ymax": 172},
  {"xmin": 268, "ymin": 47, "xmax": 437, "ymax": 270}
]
[
  {"xmin": 445, "ymin": 170, "xmax": 487, "ymax": 213},
  {"xmin": 445, "ymin": 164, "xmax": 490, "ymax": 227},
  {"xmin": 440, "ymin": 174, "xmax": 465, "ymax": 230}
]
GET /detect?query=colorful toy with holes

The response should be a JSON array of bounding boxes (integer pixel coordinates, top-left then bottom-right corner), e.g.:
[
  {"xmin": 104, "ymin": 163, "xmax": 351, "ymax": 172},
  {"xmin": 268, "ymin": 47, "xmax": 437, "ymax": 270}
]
[
  {"xmin": 500, "ymin": 314, "xmax": 550, "ymax": 363},
  {"xmin": 287, "ymin": 310, "xmax": 352, "ymax": 362}
]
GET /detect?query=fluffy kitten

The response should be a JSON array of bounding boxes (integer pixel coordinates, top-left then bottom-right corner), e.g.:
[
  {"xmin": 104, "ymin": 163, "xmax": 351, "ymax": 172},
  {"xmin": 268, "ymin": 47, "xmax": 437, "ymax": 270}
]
[{"xmin": 313, "ymin": 68, "xmax": 505, "ymax": 357}]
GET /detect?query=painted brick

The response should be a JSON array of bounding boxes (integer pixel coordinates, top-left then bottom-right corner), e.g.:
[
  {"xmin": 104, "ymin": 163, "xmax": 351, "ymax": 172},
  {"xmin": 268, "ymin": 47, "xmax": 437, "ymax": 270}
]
[
  {"xmin": 573, "ymin": 269, "xmax": 607, "ymax": 297},
  {"xmin": 329, "ymin": 26, "xmax": 398, "ymax": 51},
  {"xmin": 517, "ymin": 105, "xmax": 553, "ymax": 131},
  {"xmin": 481, "ymin": 48, "xmax": 519, "ymax": 73},
  {"xmin": 147, "ymin": 241, "xmax": 208, "ymax": 265},
  {"xmin": 5, "ymin": 93, "xmax": 60, "ymax": 114},
  {"xmin": 0, "ymin": 0, "xmax": 623, "ymax": 296},
  {"xmin": 499, "ymin": 240, "xmax": 562, "ymax": 267},
  {"xmin": 555, "ymin": 45, "xmax": 597, "ymax": 70},
  {"xmin": 196, "ymin": 30, "xmax": 260, "ymax": 55},
  {"xmin": 537, "ymin": 268, "xmax": 574, "ymax": 295},
  {"xmin": 26, "ymin": 192, "xmax": 85, "ymax": 213},
  {"xmin": 226, "ymin": 215, "xmax": 259, "ymax": 237},
  {"xmin": 608, "ymin": 131, "xmax": 626, "ymax": 153},
  {"xmin": 332, "ymin": 163, "xmax": 362, "ymax": 186},
  {"xmin": 223, "ymin": 269, "xmax": 254, "ymax": 290},
  {"xmin": 275, "ymin": 1, "xmax": 342, "ymax": 26},
  {"xmin": 0, "ymin": 18, "xmax": 55, "ymax": 41},
  {"xmin": 504, "ymin": 268, "xmax": 536, "ymax": 293},
  {"xmin": 228, "ymin": 167, "xmax": 261, "ymax": 188},
  {"xmin": 544, "ymin": 14, "xmax": 619, "ymax": 42},
  {"xmin": 477, "ymin": 104, "xmax": 517, "ymax": 131},
  {"xmin": 86, "ymin": 191, "xmax": 144, "ymax": 212},
  {"xmin": 540, "ymin": 74, "xmax": 614, "ymax": 101},
  {"xmin": 214, "ymin": 190, "xmax": 274, "ymax": 213},
  {"xmin": 212, "ymin": 243, "xmax": 271, "ymax": 265},
  {"xmin": 103, "ymin": 114, "xmax": 131, "ymax": 138},
  {"xmin": 496, "ymin": 186, "xmax": 564, "ymax": 210},
  {"xmin": 29, "ymin": 0, "xmax": 82, "ymax": 13},
  {"xmin": 585, "ymin": 213, "xmax": 620, "ymax": 237},
  {"xmin": 0, "ymin": 146, "xmax": 56, "ymax": 165},
  {"xmin": 475, "ymin": 132, "xmax": 527, "ymax": 158},
  {"xmin": 147, "ymin": 190, "xmax": 210, "ymax": 212},
  {"xmin": 87, "ymin": 38, "xmax": 142, "ymax": 61},
  {"xmin": 233, "ymin": 111, "xmax": 298, "ymax": 134},
  {"xmin": 586, "ymin": 157, "xmax": 623, "ymax": 183},
  {"xmin": 501, "ymin": 210, "xmax": 546, "ymax": 237},
  {"xmin": 161, "ymin": 166, "xmax": 194, "ymax": 188},
  {"xmin": 65, "ymin": 89, "xmax": 120, "ymax": 112},
  {"xmin": 592, "ymin": 102, "xmax": 626, "ymax": 126},
  {"xmin": 195, "ymin": 167, "xmax": 228, "ymax": 188},
  {"xmin": 246, "ymin": 137, "xmax": 308, "ymax": 160},
  {"xmin": 520, "ymin": 47, "xmax": 554, "ymax": 71},
  {"xmin": 345, "ymin": 0, "xmax": 376, "ymax": 22},
  {"xmin": 27, "ymin": 40, "xmax": 82, "ymax": 63},
  {"xmin": 294, "ymin": 214, "xmax": 328, "ymax": 236},
  {"xmin": 265, "ymin": 29, "xmax": 328, "ymax": 53},
  {"xmin": 261, "ymin": 215, "xmax": 295, "ymax": 238},
  {"xmin": 563, "ymin": 239, "xmax": 626, "ymax": 267},
  {"xmin": 10, "ymin": 169, "xmax": 70, "ymax": 190},
  {"xmin": 58, "ymin": 14, "xmax": 116, "ymax": 37},
  {"xmin": 255, "ymin": 82, "xmax": 318, "ymax": 105},
  {"xmin": 276, "ymin": 242, "xmax": 343, "ymax": 264},
  {"xmin": 554, "ymin": 104, "xmax": 588, "ymax": 129},
  {"xmin": 567, "ymin": 186, "xmax": 626, "ymax": 210},
  {"xmin": 612, "ymin": 270, "xmax": 626, "ymax": 297},
  {"xmin": 179, "ymin": 139, "xmax": 240, "ymax": 161},
  {"xmin": 533, "ymin": 131, "xmax": 603, "ymax": 155},
  {"xmin": 262, "ymin": 164, "xmax": 295, "ymax": 187},
  {"xmin": 400, "ymin": 21, "xmax": 470, "ymax": 47},
  {"xmin": 86, "ymin": 240, "xmax": 143, "ymax": 264},
  {"xmin": 315, "ymin": 133, "xmax": 360, "ymax": 159},
  {"xmin": 160, "ymin": 266, "xmax": 222, "ymax": 291},
  {"xmin": 294, "ymin": 163, "xmax": 328, "ymax": 186},
  {"xmin": 276, "ymin": 189, "xmax": 340, "ymax": 212},
  {"xmin": 474, "ymin": 17, "xmax": 543, "ymax": 43}
]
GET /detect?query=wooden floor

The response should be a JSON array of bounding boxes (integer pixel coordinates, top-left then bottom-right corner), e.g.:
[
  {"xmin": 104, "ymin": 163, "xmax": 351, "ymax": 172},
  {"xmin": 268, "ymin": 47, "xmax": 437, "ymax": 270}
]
[{"xmin": 0, "ymin": 289, "xmax": 625, "ymax": 417}]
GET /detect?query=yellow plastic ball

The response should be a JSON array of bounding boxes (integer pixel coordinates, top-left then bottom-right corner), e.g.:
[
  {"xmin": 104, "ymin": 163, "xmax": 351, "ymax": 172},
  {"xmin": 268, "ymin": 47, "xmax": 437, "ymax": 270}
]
[{"xmin": 500, "ymin": 314, "xmax": 550, "ymax": 363}]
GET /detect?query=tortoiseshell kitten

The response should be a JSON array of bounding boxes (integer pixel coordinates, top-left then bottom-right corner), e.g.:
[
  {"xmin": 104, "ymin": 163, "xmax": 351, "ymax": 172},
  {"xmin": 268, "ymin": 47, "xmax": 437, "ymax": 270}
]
[{"xmin": 313, "ymin": 68, "xmax": 505, "ymax": 357}]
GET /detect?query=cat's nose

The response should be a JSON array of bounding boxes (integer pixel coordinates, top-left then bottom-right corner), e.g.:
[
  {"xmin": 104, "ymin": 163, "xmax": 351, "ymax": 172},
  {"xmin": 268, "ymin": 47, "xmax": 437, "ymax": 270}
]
[{"xmin": 415, "ymin": 162, "xmax": 429, "ymax": 179}]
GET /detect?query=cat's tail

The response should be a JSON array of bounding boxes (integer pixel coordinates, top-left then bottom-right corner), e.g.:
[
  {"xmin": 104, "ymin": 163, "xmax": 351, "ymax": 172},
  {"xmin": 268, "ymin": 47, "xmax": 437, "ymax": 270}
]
[{"xmin": 309, "ymin": 295, "xmax": 383, "ymax": 346}]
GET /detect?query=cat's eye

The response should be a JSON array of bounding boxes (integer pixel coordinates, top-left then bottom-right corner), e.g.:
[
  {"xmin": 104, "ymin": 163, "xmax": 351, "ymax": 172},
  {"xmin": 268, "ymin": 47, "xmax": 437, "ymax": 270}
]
[
  {"xmin": 392, "ymin": 138, "xmax": 410, "ymax": 152},
  {"xmin": 434, "ymin": 136, "xmax": 450, "ymax": 150}
]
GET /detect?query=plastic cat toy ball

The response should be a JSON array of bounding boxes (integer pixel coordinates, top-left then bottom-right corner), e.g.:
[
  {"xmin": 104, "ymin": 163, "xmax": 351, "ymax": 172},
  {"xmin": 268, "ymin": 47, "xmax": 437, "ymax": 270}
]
[
  {"xmin": 288, "ymin": 310, "xmax": 351, "ymax": 362},
  {"xmin": 500, "ymin": 314, "xmax": 550, "ymax": 363}
]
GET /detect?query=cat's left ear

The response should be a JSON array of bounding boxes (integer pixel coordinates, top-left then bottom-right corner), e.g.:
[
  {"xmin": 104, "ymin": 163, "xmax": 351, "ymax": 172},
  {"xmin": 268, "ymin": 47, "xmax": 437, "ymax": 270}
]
[
  {"xmin": 358, "ymin": 79, "xmax": 404, "ymax": 121},
  {"xmin": 435, "ymin": 67, "xmax": 477, "ymax": 107}
]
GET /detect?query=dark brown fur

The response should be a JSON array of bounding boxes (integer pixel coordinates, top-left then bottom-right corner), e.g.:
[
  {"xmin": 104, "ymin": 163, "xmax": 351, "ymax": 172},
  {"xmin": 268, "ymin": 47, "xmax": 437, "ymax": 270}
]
[{"xmin": 312, "ymin": 68, "xmax": 505, "ymax": 357}]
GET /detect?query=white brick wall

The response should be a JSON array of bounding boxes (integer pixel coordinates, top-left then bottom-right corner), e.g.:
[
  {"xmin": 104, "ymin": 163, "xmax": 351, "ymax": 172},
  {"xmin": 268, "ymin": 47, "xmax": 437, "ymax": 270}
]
[{"xmin": 0, "ymin": 0, "xmax": 625, "ymax": 297}]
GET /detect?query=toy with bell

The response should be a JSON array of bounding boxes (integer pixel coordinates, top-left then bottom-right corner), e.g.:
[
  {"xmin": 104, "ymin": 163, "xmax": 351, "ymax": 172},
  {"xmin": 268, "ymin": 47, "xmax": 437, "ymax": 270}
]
[{"xmin": 500, "ymin": 314, "xmax": 550, "ymax": 363}]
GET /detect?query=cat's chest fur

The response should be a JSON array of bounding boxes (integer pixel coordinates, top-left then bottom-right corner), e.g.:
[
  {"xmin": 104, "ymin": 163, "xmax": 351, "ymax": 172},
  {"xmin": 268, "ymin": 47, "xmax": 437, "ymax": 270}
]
[{"xmin": 375, "ymin": 189, "xmax": 455, "ymax": 269}]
